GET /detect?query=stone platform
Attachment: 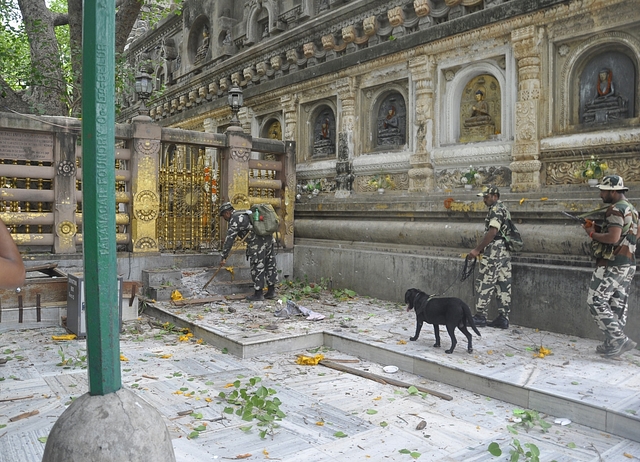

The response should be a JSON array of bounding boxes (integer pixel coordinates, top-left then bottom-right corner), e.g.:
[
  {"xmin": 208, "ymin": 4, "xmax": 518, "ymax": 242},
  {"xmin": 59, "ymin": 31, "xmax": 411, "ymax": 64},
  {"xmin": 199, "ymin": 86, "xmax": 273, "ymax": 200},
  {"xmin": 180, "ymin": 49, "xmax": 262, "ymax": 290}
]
[{"xmin": 1, "ymin": 269, "xmax": 640, "ymax": 461}]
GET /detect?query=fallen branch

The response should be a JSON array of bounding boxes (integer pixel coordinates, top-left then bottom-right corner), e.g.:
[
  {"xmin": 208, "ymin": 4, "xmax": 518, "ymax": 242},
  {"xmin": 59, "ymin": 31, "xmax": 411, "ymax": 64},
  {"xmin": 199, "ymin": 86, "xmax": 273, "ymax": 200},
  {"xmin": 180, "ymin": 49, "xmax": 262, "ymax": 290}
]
[
  {"xmin": 10, "ymin": 409, "xmax": 39, "ymax": 422},
  {"xmin": 171, "ymin": 296, "xmax": 224, "ymax": 306},
  {"xmin": 319, "ymin": 360, "xmax": 453, "ymax": 401},
  {"xmin": 0, "ymin": 395, "xmax": 34, "ymax": 403}
]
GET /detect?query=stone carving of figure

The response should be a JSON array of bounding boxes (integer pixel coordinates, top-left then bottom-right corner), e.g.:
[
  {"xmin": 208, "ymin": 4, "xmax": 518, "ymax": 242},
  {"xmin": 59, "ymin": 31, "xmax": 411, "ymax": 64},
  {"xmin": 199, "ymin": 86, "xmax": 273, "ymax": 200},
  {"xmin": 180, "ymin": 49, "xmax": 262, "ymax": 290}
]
[
  {"xmin": 381, "ymin": 106, "xmax": 399, "ymax": 133},
  {"xmin": 464, "ymin": 90, "xmax": 492, "ymax": 127},
  {"xmin": 194, "ymin": 26, "xmax": 210, "ymax": 64},
  {"xmin": 222, "ymin": 31, "xmax": 232, "ymax": 46},
  {"xmin": 321, "ymin": 118, "xmax": 330, "ymax": 139},
  {"xmin": 377, "ymin": 102, "xmax": 405, "ymax": 146},
  {"xmin": 313, "ymin": 114, "xmax": 335, "ymax": 157},
  {"xmin": 583, "ymin": 68, "xmax": 628, "ymax": 124}
]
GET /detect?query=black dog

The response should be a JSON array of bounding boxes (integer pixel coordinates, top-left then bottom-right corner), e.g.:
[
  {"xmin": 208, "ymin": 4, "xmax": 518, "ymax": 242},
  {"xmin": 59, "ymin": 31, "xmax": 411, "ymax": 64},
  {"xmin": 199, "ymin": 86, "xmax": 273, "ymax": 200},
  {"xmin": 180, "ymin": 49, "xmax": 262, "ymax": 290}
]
[{"xmin": 405, "ymin": 288, "xmax": 481, "ymax": 354}]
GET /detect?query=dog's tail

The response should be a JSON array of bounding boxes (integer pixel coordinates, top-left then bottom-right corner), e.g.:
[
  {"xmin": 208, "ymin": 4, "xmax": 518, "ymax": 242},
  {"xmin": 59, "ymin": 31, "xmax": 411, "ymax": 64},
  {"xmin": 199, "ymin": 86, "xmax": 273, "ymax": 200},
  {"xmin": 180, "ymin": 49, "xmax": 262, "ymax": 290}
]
[{"xmin": 463, "ymin": 302, "xmax": 482, "ymax": 337}]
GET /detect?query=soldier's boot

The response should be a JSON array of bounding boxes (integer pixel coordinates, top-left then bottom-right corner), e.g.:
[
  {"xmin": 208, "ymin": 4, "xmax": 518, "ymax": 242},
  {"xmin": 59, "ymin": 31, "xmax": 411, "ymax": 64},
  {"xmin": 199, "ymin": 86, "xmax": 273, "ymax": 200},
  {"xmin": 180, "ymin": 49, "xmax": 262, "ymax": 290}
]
[
  {"xmin": 246, "ymin": 289, "xmax": 264, "ymax": 301},
  {"xmin": 264, "ymin": 285, "xmax": 277, "ymax": 300}
]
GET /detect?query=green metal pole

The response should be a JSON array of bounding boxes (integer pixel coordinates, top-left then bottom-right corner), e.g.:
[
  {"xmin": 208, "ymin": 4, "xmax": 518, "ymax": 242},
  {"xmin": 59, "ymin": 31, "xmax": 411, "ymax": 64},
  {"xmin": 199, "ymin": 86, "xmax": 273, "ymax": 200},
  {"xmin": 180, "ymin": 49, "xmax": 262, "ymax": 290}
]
[{"xmin": 82, "ymin": 0, "xmax": 121, "ymax": 395}]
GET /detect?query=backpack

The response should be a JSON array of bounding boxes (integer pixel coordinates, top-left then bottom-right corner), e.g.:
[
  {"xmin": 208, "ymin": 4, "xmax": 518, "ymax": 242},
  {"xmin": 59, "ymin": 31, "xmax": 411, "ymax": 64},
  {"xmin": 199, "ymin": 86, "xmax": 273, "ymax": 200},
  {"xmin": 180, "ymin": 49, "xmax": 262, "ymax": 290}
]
[
  {"xmin": 249, "ymin": 203, "xmax": 280, "ymax": 236},
  {"xmin": 500, "ymin": 213, "xmax": 524, "ymax": 252}
]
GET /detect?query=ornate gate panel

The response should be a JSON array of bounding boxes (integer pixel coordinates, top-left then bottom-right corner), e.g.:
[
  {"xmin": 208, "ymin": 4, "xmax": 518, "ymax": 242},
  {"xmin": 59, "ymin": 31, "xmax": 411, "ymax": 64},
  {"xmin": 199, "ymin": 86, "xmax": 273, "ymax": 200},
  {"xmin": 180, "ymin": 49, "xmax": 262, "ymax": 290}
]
[{"xmin": 157, "ymin": 144, "xmax": 217, "ymax": 251}]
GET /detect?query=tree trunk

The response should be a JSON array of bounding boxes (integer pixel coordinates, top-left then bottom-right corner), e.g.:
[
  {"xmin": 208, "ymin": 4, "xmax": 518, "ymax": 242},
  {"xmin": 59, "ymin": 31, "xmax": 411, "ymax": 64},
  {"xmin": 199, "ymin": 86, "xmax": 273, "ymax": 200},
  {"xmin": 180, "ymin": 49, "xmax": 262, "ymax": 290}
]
[
  {"xmin": 67, "ymin": 0, "xmax": 83, "ymax": 117},
  {"xmin": 0, "ymin": 76, "xmax": 32, "ymax": 114},
  {"xmin": 116, "ymin": 0, "xmax": 144, "ymax": 54},
  {"xmin": 17, "ymin": 0, "xmax": 68, "ymax": 116}
]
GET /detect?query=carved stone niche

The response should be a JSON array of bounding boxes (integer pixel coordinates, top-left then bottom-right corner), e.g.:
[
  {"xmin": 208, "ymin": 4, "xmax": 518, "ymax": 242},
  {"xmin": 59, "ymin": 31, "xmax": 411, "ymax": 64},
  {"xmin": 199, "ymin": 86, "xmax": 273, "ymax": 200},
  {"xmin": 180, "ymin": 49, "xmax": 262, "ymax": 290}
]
[
  {"xmin": 577, "ymin": 50, "xmax": 636, "ymax": 126},
  {"xmin": 459, "ymin": 74, "xmax": 501, "ymax": 143},
  {"xmin": 376, "ymin": 93, "xmax": 407, "ymax": 149},
  {"xmin": 188, "ymin": 16, "xmax": 211, "ymax": 67},
  {"xmin": 311, "ymin": 106, "xmax": 337, "ymax": 159}
]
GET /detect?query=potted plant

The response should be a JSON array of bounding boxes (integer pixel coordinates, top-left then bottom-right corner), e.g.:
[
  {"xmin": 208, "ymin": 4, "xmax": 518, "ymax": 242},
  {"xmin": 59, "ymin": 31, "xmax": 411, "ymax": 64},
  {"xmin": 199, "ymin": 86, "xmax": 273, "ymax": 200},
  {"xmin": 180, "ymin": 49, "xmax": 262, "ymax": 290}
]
[
  {"xmin": 575, "ymin": 156, "xmax": 607, "ymax": 186},
  {"xmin": 461, "ymin": 165, "xmax": 480, "ymax": 190},
  {"xmin": 368, "ymin": 174, "xmax": 396, "ymax": 194}
]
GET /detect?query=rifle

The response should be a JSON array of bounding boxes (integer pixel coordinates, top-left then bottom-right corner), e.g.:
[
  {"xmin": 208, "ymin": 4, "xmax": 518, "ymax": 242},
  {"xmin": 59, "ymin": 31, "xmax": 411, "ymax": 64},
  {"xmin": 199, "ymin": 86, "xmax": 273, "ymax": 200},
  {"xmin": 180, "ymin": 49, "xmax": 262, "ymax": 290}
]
[{"xmin": 560, "ymin": 211, "xmax": 595, "ymax": 228}]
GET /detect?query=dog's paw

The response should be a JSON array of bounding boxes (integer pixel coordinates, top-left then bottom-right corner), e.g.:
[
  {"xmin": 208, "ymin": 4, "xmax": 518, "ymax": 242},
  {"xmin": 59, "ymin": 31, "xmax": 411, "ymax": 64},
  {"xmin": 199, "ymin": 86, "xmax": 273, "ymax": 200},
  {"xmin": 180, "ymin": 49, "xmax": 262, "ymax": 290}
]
[
  {"xmin": 409, "ymin": 337, "xmax": 417, "ymax": 341},
  {"xmin": 445, "ymin": 349, "xmax": 454, "ymax": 354},
  {"xmin": 433, "ymin": 343, "xmax": 441, "ymax": 348},
  {"xmin": 467, "ymin": 348, "xmax": 473, "ymax": 353}
]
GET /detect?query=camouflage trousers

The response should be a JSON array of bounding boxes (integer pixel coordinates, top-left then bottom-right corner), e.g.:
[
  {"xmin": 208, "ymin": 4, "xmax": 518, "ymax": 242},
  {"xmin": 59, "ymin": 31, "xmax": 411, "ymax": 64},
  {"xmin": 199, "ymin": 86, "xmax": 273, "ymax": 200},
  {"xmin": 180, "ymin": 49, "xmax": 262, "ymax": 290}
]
[
  {"xmin": 587, "ymin": 264, "xmax": 635, "ymax": 342},
  {"xmin": 247, "ymin": 237, "xmax": 278, "ymax": 291},
  {"xmin": 475, "ymin": 240, "xmax": 512, "ymax": 318}
]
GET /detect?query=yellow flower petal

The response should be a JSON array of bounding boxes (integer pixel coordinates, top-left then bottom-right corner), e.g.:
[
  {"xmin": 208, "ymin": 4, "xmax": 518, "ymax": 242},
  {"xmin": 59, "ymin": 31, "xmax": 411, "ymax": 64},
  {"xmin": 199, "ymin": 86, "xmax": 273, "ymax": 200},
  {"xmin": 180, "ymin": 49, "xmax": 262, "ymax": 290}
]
[
  {"xmin": 52, "ymin": 334, "xmax": 77, "ymax": 341},
  {"xmin": 120, "ymin": 354, "xmax": 129, "ymax": 362},
  {"xmin": 519, "ymin": 198, "xmax": 526, "ymax": 205},
  {"xmin": 540, "ymin": 197, "xmax": 548, "ymax": 201},
  {"xmin": 397, "ymin": 339, "xmax": 407, "ymax": 345},
  {"xmin": 315, "ymin": 421, "xmax": 325, "ymax": 426}
]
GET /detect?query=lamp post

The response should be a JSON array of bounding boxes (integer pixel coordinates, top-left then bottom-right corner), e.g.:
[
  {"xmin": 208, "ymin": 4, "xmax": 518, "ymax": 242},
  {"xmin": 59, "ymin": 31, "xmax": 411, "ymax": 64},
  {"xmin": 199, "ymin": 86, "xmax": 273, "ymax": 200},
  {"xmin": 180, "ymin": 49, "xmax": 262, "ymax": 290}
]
[
  {"xmin": 134, "ymin": 68, "xmax": 153, "ymax": 120},
  {"xmin": 228, "ymin": 84, "xmax": 243, "ymax": 128}
]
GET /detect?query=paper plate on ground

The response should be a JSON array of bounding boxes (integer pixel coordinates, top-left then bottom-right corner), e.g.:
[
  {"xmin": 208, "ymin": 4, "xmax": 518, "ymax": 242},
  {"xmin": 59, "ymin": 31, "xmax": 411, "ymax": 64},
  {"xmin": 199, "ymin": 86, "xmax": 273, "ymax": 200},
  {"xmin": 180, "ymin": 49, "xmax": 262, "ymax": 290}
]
[{"xmin": 383, "ymin": 365, "xmax": 398, "ymax": 374}]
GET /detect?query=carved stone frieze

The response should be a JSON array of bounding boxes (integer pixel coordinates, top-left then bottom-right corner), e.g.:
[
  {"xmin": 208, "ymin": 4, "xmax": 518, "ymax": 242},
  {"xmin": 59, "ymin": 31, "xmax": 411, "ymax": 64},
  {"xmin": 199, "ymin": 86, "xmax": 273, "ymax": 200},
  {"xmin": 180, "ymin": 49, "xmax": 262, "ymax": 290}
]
[
  {"xmin": 414, "ymin": 0, "xmax": 430, "ymax": 17},
  {"xmin": 356, "ymin": 172, "xmax": 409, "ymax": 192},
  {"xmin": 57, "ymin": 160, "xmax": 76, "ymax": 177},
  {"xmin": 296, "ymin": 159, "xmax": 337, "ymax": 180},
  {"xmin": 231, "ymin": 147, "xmax": 251, "ymax": 162},
  {"xmin": 136, "ymin": 139, "xmax": 161, "ymax": 156},
  {"xmin": 515, "ymin": 101, "xmax": 537, "ymax": 143},
  {"xmin": 388, "ymin": 7, "xmax": 405, "ymax": 28},
  {"xmin": 432, "ymin": 143, "xmax": 513, "ymax": 169},
  {"xmin": 134, "ymin": 237, "xmax": 158, "ymax": 250},
  {"xmin": 133, "ymin": 190, "xmax": 160, "ymax": 222},
  {"xmin": 352, "ymin": 152, "xmax": 411, "ymax": 175},
  {"xmin": 56, "ymin": 221, "xmax": 77, "ymax": 237},
  {"xmin": 436, "ymin": 165, "xmax": 511, "ymax": 190}
]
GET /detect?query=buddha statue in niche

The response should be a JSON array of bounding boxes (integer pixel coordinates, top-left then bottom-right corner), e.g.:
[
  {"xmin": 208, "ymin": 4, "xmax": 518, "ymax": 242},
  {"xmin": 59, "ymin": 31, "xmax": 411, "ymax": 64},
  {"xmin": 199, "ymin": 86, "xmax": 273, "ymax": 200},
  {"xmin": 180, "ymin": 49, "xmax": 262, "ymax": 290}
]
[
  {"xmin": 313, "ymin": 112, "xmax": 335, "ymax": 158},
  {"xmin": 459, "ymin": 81, "xmax": 498, "ymax": 143},
  {"xmin": 582, "ymin": 68, "xmax": 629, "ymax": 124},
  {"xmin": 376, "ymin": 98, "xmax": 406, "ymax": 147},
  {"xmin": 194, "ymin": 26, "xmax": 210, "ymax": 65},
  {"xmin": 464, "ymin": 90, "xmax": 492, "ymax": 127}
]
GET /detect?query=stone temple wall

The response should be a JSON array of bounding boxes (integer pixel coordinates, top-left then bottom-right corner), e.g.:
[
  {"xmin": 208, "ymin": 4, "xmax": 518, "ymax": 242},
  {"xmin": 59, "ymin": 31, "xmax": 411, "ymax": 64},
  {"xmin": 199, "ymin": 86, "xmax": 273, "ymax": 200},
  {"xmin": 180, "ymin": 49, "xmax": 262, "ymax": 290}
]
[{"xmin": 122, "ymin": 0, "xmax": 640, "ymax": 340}]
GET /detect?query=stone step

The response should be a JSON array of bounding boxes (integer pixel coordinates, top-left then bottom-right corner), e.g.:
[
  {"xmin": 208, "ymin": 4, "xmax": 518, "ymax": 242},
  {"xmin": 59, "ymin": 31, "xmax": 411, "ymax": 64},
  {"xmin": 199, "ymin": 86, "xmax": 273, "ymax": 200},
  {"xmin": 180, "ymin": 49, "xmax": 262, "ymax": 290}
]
[
  {"xmin": 142, "ymin": 268, "xmax": 182, "ymax": 288},
  {"xmin": 205, "ymin": 279, "xmax": 254, "ymax": 296},
  {"xmin": 146, "ymin": 285, "xmax": 192, "ymax": 301}
]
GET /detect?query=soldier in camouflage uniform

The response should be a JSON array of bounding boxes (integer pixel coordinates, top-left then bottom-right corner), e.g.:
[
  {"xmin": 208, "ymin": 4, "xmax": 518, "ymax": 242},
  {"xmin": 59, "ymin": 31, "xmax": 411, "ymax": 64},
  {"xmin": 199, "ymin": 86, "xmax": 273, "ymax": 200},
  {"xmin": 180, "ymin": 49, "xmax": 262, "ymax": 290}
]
[
  {"xmin": 584, "ymin": 175, "xmax": 638, "ymax": 357},
  {"xmin": 219, "ymin": 202, "xmax": 278, "ymax": 301},
  {"xmin": 468, "ymin": 186, "xmax": 512, "ymax": 329}
]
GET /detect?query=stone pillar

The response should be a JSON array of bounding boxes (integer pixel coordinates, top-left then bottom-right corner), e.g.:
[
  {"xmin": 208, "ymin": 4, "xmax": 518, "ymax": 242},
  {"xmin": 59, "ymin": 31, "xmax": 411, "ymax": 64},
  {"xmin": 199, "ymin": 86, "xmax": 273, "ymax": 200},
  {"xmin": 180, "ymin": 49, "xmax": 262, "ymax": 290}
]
[
  {"xmin": 279, "ymin": 96, "xmax": 297, "ymax": 248},
  {"xmin": 335, "ymin": 77, "xmax": 357, "ymax": 198},
  {"xmin": 129, "ymin": 120, "xmax": 161, "ymax": 253},
  {"xmin": 222, "ymin": 129, "xmax": 252, "ymax": 211},
  {"xmin": 281, "ymin": 140, "xmax": 296, "ymax": 249},
  {"xmin": 53, "ymin": 131, "xmax": 78, "ymax": 253},
  {"xmin": 239, "ymin": 106, "xmax": 253, "ymax": 134},
  {"xmin": 408, "ymin": 55, "xmax": 435, "ymax": 192},
  {"xmin": 281, "ymin": 94, "xmax": 297, "ymax": 142},
  {"xmin": 511, "ymin": 25, "xmax": 543, "ymax": 191}
]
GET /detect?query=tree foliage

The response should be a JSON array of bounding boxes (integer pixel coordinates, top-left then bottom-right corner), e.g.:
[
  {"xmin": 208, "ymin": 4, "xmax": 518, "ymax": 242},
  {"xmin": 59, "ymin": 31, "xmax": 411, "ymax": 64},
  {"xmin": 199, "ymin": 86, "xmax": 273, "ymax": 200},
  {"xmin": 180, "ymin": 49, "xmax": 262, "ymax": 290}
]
[{"xmin": 0, "ymin": 0, "xmax": 178, "ymax": 116}]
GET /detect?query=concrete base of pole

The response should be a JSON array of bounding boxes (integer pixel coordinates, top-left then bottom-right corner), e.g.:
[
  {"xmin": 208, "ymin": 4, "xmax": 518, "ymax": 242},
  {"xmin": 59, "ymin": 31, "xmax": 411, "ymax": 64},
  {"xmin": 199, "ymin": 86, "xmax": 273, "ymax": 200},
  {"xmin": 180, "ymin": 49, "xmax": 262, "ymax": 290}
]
[{"xmin": 42, "ymin": 388, "xmax": 175, "ymax": 462}]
